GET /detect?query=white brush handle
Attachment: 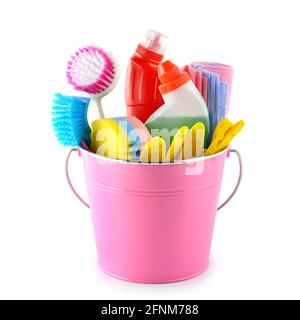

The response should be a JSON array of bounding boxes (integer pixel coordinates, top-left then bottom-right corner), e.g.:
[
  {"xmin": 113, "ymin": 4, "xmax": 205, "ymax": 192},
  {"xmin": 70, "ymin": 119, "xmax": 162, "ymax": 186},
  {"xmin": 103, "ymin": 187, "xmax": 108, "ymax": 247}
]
[
  {"xmin": 92, "ymin": 54, "xmax": 120, "ymax": 119},
  {"xmin": 93, "ymin": 97, "xmax": 104, "ymax": 118},
  {"xmin": 88, "ymin": 54, "xmax": 120, "ymax": 119}
]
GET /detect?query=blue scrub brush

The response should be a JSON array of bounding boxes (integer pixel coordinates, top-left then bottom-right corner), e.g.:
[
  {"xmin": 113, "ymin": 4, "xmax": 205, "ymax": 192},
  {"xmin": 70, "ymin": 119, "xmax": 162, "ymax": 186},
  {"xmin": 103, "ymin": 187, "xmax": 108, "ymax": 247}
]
[{"xmin": 51, "ymin": 93, "xmax": 91, "ymax": 147}]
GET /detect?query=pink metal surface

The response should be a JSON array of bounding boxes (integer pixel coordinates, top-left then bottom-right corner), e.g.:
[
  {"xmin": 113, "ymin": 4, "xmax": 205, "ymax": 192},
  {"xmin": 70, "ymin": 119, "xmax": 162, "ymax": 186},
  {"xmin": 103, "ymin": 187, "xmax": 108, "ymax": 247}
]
[{"xmin": 80, "ymin": 148, "xmax": 229, "ymax": 283}]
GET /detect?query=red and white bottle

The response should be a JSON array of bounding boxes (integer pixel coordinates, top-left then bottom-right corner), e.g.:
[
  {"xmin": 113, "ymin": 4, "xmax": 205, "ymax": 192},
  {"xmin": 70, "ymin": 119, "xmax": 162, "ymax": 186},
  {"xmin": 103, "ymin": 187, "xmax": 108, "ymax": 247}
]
[{"xmin": 125, "ymin": 30, "xmax": 168, "ymax": 123}]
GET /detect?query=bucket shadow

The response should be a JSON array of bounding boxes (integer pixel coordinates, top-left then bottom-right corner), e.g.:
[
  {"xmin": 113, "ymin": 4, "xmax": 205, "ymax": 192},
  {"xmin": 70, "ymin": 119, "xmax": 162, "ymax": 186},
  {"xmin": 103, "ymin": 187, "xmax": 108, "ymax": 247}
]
[{"xmin": 93, "ymin": 257, "xmax": 217, "ymax": 298}]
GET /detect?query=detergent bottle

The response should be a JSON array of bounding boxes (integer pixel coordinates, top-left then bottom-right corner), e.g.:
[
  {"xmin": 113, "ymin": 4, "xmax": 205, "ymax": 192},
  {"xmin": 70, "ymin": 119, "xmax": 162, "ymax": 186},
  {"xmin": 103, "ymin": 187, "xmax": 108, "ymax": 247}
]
[
  {"xmin": 125, "ymin": 30, "xmax": 168, "ymax": 123},
  {"xmin": 145, "ymin": 60, "xmax": 210, "ymax": 143}
]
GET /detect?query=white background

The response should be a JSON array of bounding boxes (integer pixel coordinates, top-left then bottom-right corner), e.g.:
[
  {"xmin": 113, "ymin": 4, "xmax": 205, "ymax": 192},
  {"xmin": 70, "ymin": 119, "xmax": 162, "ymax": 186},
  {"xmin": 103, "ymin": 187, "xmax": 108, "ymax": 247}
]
[{"xmin": 0, "ymin": 0, "xmax": 299, "ymax": 299}]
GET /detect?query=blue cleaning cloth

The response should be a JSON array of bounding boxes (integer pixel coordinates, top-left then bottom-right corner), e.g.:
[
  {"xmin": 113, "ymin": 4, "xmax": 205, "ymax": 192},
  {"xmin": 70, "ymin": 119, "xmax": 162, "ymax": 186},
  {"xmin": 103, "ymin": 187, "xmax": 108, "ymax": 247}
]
[
  {"xmin": 201, "ymin": 70, "xmax": 218, "ymax": 146},
  {"xmin": 217, "ymin": 82, "xmax": 228, "ymax": 123},
  {"xmin": 193, "ymin": 64, "xmax": 228, "ymax": 146}
]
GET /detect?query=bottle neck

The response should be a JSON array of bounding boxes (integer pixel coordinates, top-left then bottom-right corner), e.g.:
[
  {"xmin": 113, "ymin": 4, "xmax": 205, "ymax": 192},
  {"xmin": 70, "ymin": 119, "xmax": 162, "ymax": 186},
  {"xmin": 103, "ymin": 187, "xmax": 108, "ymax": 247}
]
[{"xmin": 136, "ymin": 44, "xmax": 164, "ymax": 63}]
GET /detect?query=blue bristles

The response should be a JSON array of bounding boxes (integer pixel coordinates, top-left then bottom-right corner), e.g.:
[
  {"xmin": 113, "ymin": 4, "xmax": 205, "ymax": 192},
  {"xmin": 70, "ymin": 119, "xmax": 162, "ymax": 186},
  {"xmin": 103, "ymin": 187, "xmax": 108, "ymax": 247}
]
[{"xmin": 51, "ymin": 93, "xmax": 91, "ymax": 147}]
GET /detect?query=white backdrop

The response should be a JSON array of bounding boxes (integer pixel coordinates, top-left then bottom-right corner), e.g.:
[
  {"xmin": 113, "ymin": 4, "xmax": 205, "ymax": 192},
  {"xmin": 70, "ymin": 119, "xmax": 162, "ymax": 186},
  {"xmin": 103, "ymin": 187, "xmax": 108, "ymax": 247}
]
[{"xmin": 0, "ymin": 0, "xmax": 299, "ymax": 299}]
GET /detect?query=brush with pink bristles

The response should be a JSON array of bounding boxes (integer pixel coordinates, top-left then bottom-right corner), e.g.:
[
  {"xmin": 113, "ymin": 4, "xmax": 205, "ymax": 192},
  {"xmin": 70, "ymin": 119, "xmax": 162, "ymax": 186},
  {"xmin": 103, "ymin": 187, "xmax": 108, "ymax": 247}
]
[{"xmin": 66, "ymin": 46, "xmax": 119, "ymax": 117}]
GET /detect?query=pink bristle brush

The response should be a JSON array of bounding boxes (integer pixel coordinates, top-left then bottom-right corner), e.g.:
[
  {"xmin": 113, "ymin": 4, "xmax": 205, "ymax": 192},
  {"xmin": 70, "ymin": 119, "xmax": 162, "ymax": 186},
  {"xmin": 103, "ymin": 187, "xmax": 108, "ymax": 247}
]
[{"xmin": 66, "ymin": 46, "xmax": 119, "ymax": 117}]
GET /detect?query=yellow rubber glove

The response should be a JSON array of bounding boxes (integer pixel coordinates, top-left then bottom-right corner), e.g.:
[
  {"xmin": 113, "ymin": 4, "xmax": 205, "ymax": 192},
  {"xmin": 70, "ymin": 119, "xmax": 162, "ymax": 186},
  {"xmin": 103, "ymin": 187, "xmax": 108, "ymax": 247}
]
[
  {"xmin": 140, "ymin": 122, "xmax": 206, "ymax": 162},
  {"xmin": 182, "ymin": 122, "xmax": 205, "ymax": 160},
  {"xmin": 205, "ymin": 118, "xmax": 233, "ymax": 156},
  {"xmin": 139, "ymin": 136, "xmax": 167, "ymax": 163},
  {"xmin": 166, "ymin": 126, "xmax": 189, "ymax": 161},
  {"xmin": 214, "ymin": 120, "xmax": 245, "ymax": 154}
]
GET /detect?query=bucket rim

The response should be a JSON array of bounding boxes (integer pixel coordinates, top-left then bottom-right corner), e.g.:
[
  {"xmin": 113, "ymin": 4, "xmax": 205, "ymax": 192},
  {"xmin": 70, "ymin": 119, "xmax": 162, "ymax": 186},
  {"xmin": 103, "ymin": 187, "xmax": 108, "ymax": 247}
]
[{"xmin": 79, "ymin": 146, "xmax": 230, "ymax": 166}]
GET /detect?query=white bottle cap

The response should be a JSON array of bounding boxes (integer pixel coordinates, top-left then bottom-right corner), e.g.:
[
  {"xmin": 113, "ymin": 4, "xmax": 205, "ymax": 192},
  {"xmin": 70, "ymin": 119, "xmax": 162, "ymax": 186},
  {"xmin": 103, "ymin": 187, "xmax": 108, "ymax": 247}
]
[{"xmin": 140, "ymin": 30, "xmax": 168, "ymax": 56}]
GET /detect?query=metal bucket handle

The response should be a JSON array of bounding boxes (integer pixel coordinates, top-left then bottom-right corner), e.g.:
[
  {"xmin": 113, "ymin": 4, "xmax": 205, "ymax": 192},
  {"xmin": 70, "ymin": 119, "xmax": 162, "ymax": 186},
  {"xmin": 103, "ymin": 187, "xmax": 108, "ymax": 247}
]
[{"xmin": 65, "ymin": 148, "xmax": 242, "ymax": 211}]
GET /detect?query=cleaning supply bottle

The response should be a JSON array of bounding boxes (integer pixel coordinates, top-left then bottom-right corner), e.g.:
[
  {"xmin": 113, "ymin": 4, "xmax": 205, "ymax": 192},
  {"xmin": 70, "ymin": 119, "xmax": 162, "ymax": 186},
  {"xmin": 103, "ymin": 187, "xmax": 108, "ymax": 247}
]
[
  {"xmin": 145, "ymin": 60, "xmax": 210, "ymax": 143},
  {"xmin": 125, "ymin": 30, "xmax": 168, "ymax": 123}
]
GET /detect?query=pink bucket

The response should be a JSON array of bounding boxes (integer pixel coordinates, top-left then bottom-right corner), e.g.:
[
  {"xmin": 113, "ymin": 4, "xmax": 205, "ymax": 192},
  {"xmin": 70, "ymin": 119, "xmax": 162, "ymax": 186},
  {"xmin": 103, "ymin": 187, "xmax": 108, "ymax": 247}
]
[{"xmin": 66, "ymin": 147, "xmax": 242, "ymax": 283}]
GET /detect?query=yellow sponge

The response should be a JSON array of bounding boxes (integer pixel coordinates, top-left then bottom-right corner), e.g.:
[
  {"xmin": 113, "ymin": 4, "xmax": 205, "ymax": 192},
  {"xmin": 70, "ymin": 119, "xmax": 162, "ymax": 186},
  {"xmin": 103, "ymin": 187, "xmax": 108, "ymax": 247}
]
[{"xmin": 90, "ymin": 119, "xmax": 130, "ymax": 160}]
